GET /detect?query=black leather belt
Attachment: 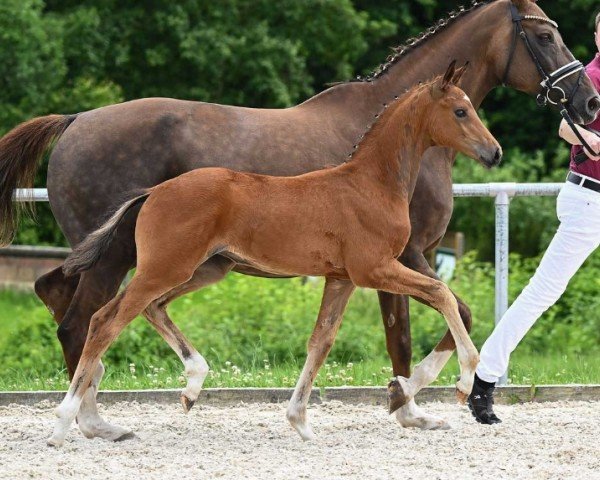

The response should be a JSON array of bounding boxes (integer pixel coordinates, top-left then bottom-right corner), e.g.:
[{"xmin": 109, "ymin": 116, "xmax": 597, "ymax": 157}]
[{"xmin": 567, "ymin": 171, "xmax": 600, "ymax": 193}]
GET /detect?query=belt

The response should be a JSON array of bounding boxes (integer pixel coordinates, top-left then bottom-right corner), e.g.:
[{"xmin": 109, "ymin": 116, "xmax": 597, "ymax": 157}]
[{"xmin": 567, "ymin": 171, "xmax": 600, "ymax": 193}]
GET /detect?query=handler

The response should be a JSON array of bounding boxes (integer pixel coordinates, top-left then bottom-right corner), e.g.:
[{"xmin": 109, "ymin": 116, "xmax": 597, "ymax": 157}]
[{"xmin": 468, "ymin": 12, "xmax": 600, "ymax": 424}]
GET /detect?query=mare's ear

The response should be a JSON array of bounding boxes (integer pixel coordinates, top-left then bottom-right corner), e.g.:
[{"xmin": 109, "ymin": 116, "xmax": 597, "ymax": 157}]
[{"xmin": 451, "ymin": 62, "xmax": 469, "ymax": 86}]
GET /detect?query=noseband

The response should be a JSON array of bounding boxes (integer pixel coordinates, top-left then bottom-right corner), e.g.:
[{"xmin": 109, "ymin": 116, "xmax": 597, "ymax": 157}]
[{"xmin": 502, "ymin": 4, "xmax": 596, "ymax": 160}]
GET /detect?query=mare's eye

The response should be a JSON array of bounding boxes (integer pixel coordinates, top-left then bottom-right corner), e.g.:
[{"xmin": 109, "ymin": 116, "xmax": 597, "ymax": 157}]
[
  {"xmin": 538, "ymin": 33, "xmax": 553, "ymax": 43},
  {"xmin": 455, "ymin": 109, "xmax": 467, "ymax": 118}
]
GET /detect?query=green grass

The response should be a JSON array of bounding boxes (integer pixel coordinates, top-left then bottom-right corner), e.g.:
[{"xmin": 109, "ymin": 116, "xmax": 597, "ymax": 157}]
[
  {"xmin": 0, "ymin": 259, "xmax": 598, "ymax": 391},
  {"xmin": 0, "ymin": 352, "xmax": 597, "ymax": 391}
]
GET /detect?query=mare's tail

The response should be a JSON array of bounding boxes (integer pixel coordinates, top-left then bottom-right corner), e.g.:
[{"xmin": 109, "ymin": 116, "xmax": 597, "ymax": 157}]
[
  {"xmin": 63, "ymin": 191, "xmax": 150, "ymax": 277},
  {"xmin": 0, "ymin": 114, "xmax": 78, "ymax": 246}
]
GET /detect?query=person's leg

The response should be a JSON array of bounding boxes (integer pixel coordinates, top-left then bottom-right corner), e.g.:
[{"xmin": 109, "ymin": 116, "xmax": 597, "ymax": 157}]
[{"xmin": 471, "ymin": 184, "xmax": 600, "ymax": 423}]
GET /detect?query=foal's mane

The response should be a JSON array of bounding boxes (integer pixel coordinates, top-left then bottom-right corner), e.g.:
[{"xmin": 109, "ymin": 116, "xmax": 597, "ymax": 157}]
[
  {"xmin": 349, "ymin": 80, "xmax": 434, "ymax": 159},
  {"xmin": 356, "ymin": 0, "xmax": 496, "ymax": 82}
]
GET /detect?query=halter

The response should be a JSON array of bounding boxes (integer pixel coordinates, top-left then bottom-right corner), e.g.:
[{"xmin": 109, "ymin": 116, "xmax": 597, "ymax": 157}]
[{"xmin": 502, "ymin": 3, "xmax": 596, "ymax": 161}]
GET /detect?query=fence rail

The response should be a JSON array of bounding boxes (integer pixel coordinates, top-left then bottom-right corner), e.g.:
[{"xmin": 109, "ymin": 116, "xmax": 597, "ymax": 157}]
[{"xmin": 11, "ymin": 183, "xmax": 565, "ymax": 385}]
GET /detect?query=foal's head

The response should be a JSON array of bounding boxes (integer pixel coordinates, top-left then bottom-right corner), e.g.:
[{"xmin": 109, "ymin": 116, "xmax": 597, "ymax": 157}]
[{"xmin": 428, "ymin": 62, "xmax": 502, "ymax": 168}]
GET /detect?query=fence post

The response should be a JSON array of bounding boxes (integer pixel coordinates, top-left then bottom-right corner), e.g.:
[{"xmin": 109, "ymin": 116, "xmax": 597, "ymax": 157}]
[{"xmin": 494, "ymin": 189, "xmax": 511, "ymax": 385}]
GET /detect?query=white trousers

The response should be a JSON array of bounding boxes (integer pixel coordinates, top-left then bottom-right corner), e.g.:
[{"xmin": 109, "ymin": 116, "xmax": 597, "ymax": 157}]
[{"xmin": 476, "ymin": 176, "xmax": 600, "ymax": 383}]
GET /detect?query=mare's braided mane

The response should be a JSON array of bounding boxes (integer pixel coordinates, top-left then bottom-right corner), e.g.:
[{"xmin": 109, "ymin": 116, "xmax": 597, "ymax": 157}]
[{"xmin": 356, "ymin": 1, "xmax": 494, "ymax": 82}]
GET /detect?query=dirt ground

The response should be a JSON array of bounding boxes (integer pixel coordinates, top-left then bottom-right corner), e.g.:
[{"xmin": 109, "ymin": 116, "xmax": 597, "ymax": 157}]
[{"xmin": 0, "ymin": 400, "xmax": 598, "ymax": 480}]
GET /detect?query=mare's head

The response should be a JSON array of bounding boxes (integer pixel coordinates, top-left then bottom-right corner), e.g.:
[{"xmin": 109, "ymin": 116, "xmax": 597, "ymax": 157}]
[
  {"xmin": 489, "ymin": 0, "xmax": 599, "ymax": 123},
  {"xmin": 428, "ymin": 62, "xmax": 502, "ymax": 168}
]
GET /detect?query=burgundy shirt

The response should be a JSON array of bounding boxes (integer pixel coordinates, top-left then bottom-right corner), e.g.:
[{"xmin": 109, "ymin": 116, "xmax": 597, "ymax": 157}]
[{"xmin": 570, "ymin": 53, "xmax": 600, "ymax": 179}]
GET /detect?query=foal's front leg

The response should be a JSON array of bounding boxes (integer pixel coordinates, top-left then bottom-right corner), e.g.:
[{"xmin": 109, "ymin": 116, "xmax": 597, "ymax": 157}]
[
  {"xmin": 355, "ymin": 261, "xmax": 479, "ymax": 408},
  {"xmin": 287, "ymin": 278, "xmax": 355, "ymax": 441}
]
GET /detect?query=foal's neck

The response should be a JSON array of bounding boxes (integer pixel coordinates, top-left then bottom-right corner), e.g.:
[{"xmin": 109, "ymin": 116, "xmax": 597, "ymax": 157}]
[{"xmin": 347, "ymin": 87, "xmax": 433, "ymax": 197}]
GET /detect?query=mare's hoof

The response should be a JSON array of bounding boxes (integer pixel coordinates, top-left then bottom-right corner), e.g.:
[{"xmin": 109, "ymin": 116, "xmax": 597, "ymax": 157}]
[
  {"xmin": 181, "ymin": 394, "xmax": 196, "ymax": 413},
  {"xmin": 114, "ymin": 431, "xmax": 137, "ymax": 442},
  {"xmin": 388, "ymin": 378, "xmax": 409, "ymax": 414}
]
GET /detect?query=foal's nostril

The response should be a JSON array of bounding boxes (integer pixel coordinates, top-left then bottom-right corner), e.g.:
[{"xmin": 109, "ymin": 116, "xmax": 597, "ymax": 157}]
[{"xmin": 493, "ymin": 148, "xmax": 502, "ymax": 163}]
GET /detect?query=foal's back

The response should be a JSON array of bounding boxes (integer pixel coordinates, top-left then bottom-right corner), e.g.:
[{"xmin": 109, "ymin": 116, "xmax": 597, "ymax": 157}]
[{"xmin": 134, "ymin": 164, "xmax": 398, "ymax": 279}]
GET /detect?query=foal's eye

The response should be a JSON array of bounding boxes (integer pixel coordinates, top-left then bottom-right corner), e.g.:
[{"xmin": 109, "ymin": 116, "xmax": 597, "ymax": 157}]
[{"xmin": 455, "ymin": 109, "xmax": 467, "ymax": 118}]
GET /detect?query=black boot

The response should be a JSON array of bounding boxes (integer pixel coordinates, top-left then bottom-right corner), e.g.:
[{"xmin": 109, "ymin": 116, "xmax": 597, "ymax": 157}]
[{"xmin": 467, "ymin": 374, "xmax": 502, "ymax": 425}]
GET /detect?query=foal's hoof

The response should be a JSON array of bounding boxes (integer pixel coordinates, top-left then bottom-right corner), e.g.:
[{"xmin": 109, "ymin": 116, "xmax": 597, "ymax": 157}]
[
  {"xmin": 46, "ymin": 436, "xmax": 64, "ymax": 448},
  {"xmin": 286, "ymin": 409, "xmax": 316, "ymax": 441},
  {"xmin": 288, "ymin": 418, "xmax": 316, "ymax": 441},
  {"xmin": 455, "ymin": 388, "xmax": 468, "ymax": 405},
  {"xmin": 181, "ymin": 394, "xmax": 196, "ymax": 413},
  {"xmin": 388, "ymin": 377, "xmax": 409, "ymax": 414}
]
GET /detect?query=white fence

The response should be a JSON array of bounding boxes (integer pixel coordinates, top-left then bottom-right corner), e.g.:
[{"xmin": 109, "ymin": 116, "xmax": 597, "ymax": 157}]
[{"xmin": 13, "ymin": 184, "xmax": 564, "ymax": 384}]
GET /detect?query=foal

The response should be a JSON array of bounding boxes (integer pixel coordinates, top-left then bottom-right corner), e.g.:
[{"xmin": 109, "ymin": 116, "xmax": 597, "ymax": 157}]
[{"xmin": 49, "ymin": 63, "xmax": 501, "ymax": 446}]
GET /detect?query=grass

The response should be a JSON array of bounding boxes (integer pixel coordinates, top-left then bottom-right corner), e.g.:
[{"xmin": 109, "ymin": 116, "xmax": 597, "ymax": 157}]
[{"xmin": 0, "ymin": 352, "xmax": 597, "ymax": 391}]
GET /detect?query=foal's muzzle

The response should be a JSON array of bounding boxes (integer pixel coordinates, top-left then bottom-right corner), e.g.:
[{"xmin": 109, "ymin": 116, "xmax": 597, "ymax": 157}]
[{"xmin": 478, "ymin": 146, "xmax": 503, "ymax": 168}]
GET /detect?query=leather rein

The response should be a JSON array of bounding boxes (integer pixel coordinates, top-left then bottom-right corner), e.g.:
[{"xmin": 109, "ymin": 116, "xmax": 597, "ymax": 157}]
[{"xmin": 502, "ymin": 3, "xmax": 596, "ymax": 162}]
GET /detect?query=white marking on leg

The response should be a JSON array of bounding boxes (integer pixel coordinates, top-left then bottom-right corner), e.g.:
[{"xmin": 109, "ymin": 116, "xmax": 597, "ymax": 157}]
[
  {"xmin": 395, "ymin": 399, "xmax": 451, "ymax": 430},
  {"xmin": 47, "ymin": 392, "xmax": 83, "ymax": 447},
  {"xmin": 435, "ymin": 287, "xmax": 478, "ymax": 398},
  {"xmin": 77, "ymin": 362, "xmax": 134, "ymax": 441},
  {"xmin": 408, "ymin": 350, "xmax": 453, "ymax": 393},
  {"xmin": 287, "ymin": 357, "xmax": 316, "ymax": 441},
  {"xmin": 182, "ymin": 353, "xmax": 209, "ymax": 402},
  {"xmin": 395, "ymin": 349, "xmax": 453, "ymax": 406},
  {"xmin": 455, "ymin": 343, "xmax": 479, "ymax": 396}
]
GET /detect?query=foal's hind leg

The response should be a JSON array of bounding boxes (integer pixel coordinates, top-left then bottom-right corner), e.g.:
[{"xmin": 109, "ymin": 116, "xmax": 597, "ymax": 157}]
[
  {"xmin": 287, "ymin": 278, "xmax": 355, "ymax": 441},
  {"xmin": 143, "ymin": 257, "xmax": 235, "ymax": 412},
  {"xmin": 144, "ymin": 304, "xmax": 209, "ymax": 412},
  {"xmin": 35, "ymin": 265, "xmax": 135, "ymax": 441},
  {"xmin": 48, "ymin": 269, "xmax": 192, "ymax": 447}
]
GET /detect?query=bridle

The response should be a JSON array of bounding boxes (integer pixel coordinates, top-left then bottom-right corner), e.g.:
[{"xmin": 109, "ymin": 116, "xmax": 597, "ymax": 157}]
[{"xmin": 502, "ymin": 3, "xmax": 597, "ymax": 161}]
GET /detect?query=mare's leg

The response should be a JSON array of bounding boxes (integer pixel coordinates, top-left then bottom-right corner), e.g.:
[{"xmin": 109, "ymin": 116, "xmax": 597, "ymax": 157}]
[
  {"xmin": 378, "ymin": 290, "xmax": 450, "ymax": 430},
  {"xmin": 287, "ymin": 278, "xmax": 355, "ymax": 441},
  {"xmin": 354, "ymin": 261, "xmax": 479, "ymax": 409},
  {"xmin": 143, "ymin": 257, "xmax": 235, "ymax": 411},
  {"xmin": 48, "ymin": 264, "xmax": 195, "ymax": 447},
  {"xmin": 34, "ymin": 266, "xmax": 80, "ymax": 325}
]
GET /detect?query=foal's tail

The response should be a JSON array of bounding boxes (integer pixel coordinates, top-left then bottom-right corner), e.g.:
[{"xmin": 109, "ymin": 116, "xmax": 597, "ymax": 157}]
[
  {"xmin": 0, "ymin": 114, "xmax": 78, "ymax": 246},
  {"xmin": 63, "ymin": 191, "xmax": 151, "ymax": 277}
]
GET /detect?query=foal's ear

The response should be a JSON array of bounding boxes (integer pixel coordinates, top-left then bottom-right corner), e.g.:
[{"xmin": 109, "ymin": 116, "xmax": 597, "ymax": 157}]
[
  {"xmin": 440, "ymin": 60, "xmax": 458, "ymax": 91},
  {"xmin": 431, "ymin": 60, "xmax": 458, "ymax": 98},
  {"xmin": 451, "ymin": 62, "xmax": 469, "ymax": 86}
]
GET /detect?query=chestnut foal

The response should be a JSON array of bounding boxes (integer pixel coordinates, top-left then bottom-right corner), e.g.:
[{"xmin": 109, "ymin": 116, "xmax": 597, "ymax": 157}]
[{"xmin": 49, "ymin": 63, "xmax": 501, "ymax": 446}]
